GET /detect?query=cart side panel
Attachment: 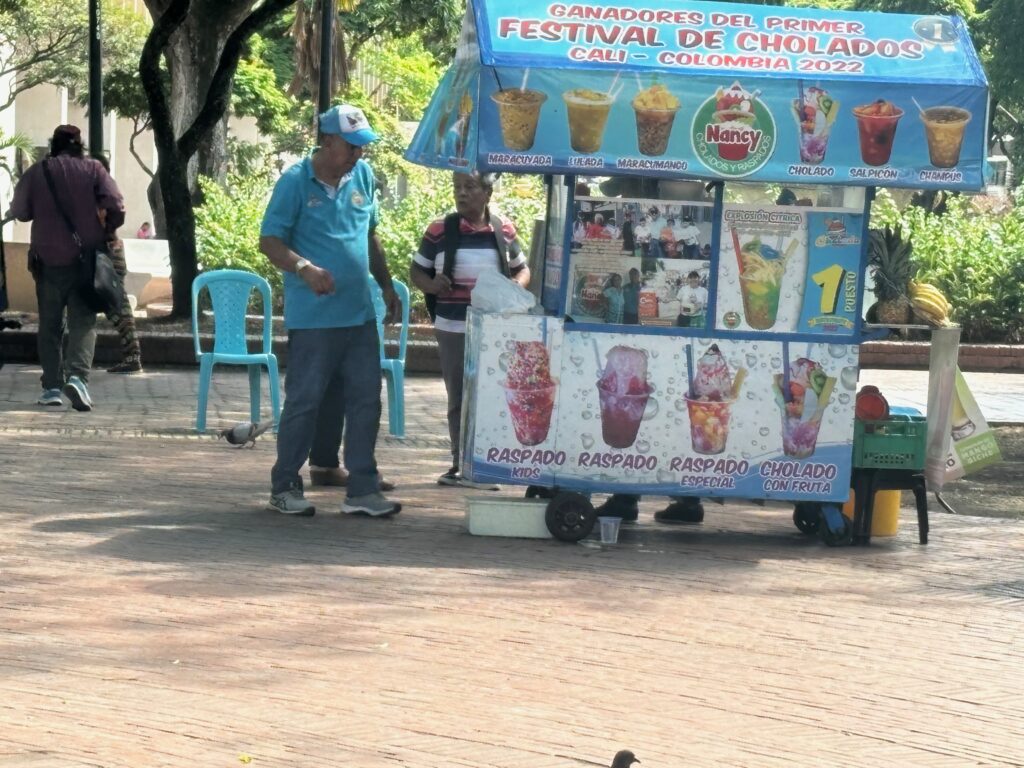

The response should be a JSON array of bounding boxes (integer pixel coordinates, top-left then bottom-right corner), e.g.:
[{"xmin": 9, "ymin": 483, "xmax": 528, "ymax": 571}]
[{"xmin": 465, "ymin": 312, "xmax": 859, "ymax": 502}]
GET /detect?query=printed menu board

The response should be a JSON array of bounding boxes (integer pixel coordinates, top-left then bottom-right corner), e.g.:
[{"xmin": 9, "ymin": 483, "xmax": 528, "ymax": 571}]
[
  {"xmin": 566, "ymin": 196, "xmax": 713, "ymax": 327},
  {"xmin": 715, "ymin": 204, "xmax": 863, "ymax": 335},
  {"xmin": 464, "ymin": 311, "xmax": 858, "ymax": 502}
]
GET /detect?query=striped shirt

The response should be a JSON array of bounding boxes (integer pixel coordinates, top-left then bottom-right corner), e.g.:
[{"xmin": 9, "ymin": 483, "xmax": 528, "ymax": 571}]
[{"xmin": 413, "ymin": 214, "xmax": 527, "ymax": 333}]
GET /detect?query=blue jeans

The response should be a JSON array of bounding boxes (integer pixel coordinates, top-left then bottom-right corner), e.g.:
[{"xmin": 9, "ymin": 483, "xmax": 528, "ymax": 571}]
[{"xmin": 271, "ymin": 323, "xmax": 381, "ymax": 497}]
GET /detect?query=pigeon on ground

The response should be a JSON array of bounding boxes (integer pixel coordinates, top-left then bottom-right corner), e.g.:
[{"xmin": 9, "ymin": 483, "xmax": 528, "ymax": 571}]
[
  {"xmin": 611, "ymin": 750, "xmax": 640, "ymax": 768},
  {"xmin": 219, "ymin": 420, "xmax": 272, "ymax": 448}
]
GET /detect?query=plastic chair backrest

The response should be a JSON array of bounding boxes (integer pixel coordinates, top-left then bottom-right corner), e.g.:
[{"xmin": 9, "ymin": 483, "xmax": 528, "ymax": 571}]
[
  {"xmin": 191, "ymin": 269, "xmax": 273, "ymax": 357},
  {"xmin": 371, "ymin": 278, "xmax": 410, "ymax": 363}
]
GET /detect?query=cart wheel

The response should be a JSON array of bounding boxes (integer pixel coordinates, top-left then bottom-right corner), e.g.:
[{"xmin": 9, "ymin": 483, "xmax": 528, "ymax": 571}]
[
  {"xmin": 793, "ymin": 503, "xmax": 821, "ymax": 535},
  {"xmin": 545, "ymin": 492, "xmax": 596, "ymax": 542},
  {"xmin": 525, "ymin": 485, "xmax": 555, "ymax": 500},
  {"xmin": 818, "ymin": 503, "xmax": 852, "ymax": 547}
]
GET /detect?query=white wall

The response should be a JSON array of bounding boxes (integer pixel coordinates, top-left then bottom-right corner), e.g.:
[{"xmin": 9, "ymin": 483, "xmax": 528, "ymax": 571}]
[{"xmin": 6, "ymin": 82, "xmax": 264, "ymax": 243}]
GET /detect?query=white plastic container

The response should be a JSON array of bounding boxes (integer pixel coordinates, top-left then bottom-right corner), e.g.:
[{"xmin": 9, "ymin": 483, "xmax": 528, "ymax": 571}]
[{"xmin": 465, "ymin": 496, "xmax": 552, "ymax": 539}]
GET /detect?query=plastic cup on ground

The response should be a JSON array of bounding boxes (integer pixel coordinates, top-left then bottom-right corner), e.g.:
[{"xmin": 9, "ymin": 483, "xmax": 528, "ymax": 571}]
[{"xmin": 598, "ymin": 516, "xmax": 621, "ymax": 544}]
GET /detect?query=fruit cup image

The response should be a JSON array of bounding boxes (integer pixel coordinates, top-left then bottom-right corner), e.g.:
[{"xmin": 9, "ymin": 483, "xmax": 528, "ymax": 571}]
[
  {"xmin": 685, "ymin": 344, "xmax": 746, "ymax": 455},
  {"xmin": 596, "ymin": 345, "xmax": 653, "ymax": 449},
  {"xmin": 491, "ymin": 88, "xmax": 547, "ymax": 151},
  {"xmin": 950, "ymin": 385, "xmax": 976, "ymax": 441},
  {"xmin": 632, "ymin": 83, "xmax": 680, "ymax": 156},
  {"xmin": 772, "ymin": 357, "xmax": 836, "ymax": 459},
  {"xmin": 503, "ymin": 341, "xmax": 557, "ymax": 446},
  {"xmin": 711, "ymin": 81, "xmax": 758, "ymax": 161},
  {"xmin": 791, "ymin": 85, "xmax": 839, "ymax": 164},
  {"xmin": 920, "ymin": 106, "xmax": 971, "ymax": 168},
  {"xmin": 733, "ymin": 230, "xmax": 789, "ymax": 331},
  {"xmin": 852, "ymin": 99, "xmax": 904, "ymax": 166},
  {"xmin": 563, "ymin": 88, "xmax": 614, "ymax": 154}
]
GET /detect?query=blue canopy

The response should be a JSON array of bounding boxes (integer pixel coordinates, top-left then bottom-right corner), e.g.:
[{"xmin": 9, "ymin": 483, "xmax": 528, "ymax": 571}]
[{"xmin": 406, "ymin": 0, "xmax": 990, "ymax": 190}]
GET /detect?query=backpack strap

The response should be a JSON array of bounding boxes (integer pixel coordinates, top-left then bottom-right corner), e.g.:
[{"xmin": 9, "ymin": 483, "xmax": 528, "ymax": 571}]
[
  {"xmin": 488, "ymin": 210, "xmax": 512, "ymax": 278},
  {"xmin": 442, "ymin": 212, "xmax": 461, "ymax": 281}
]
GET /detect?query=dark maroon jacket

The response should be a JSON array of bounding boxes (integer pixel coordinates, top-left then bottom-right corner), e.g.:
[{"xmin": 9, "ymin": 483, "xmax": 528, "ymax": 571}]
[{"xmin": 10, "ymin": 153, "xmax": 126, "ymax": 267}]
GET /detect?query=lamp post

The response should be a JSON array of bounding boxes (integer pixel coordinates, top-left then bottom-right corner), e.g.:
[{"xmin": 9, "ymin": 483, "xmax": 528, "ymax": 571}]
[
  {"xmin": 88, "ymin": 0, "xmax": 103, "ymax": 159},
  {"xmin": 317, "ymin": 0, "xmax": 335, "ymax": 116}
]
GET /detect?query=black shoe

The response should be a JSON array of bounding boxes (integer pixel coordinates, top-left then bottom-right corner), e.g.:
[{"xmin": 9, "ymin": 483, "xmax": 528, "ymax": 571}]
[
  {"xmin": 595, "ymin": 496, "xmax": 639, "ymax": 523},
  {"xmin": 107, "ymin": 357, "xmax": 143, "ymax": 374},
  {"xmin": 437, "ymin": 467, "xmax": 460, "ymax": 486},
  {"xmin": 654, "ymin": 499, "xmax": 705, "ymax": 524}
]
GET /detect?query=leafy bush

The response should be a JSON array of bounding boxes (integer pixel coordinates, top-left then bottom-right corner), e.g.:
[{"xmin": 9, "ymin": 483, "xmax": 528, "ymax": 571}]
[
  {"xmin": 195, "ymin": 171, "xmax": 282, "ymax": 312},
  {"xmin": 872, "ymin": 188, "xmax": 1024, "ymax": 342}
]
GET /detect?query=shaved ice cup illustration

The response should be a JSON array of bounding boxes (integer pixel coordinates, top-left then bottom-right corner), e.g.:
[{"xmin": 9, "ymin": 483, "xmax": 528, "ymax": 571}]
[
  {"xmin": 685, "ymin": 344, "xmax": 746, "ymax": 455},
  {"xmin": 597, "ymin": 345, "xmax": 654, "ymax": 449},
  {"xmin": 503, "ymin": 384, "xmax": 557, "ymax": 445},
  {"xmin": 773, "ymin": 357, "xmax": 837, "ymax": 459},
  {"xmin": 503, "ymin": 341, "xmax": 557, "ymax": 446}
]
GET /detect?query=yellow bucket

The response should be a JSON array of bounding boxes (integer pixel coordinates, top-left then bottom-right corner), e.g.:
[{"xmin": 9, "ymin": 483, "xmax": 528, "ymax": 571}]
[{"xmin": 842, "ymin": 490, "xmax": 902, "ymax": 537}]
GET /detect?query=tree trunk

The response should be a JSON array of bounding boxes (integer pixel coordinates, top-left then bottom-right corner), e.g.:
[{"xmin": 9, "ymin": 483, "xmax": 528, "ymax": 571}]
[{"xmin": 140, "ymin": 0, "xmax": 298, "ymax": 318}]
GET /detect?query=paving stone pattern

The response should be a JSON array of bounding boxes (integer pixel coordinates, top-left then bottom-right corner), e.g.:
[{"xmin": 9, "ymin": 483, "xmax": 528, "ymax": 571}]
[{"xmin": 1, "ymin": 365, "xmax": 1023, "ymax": 767}]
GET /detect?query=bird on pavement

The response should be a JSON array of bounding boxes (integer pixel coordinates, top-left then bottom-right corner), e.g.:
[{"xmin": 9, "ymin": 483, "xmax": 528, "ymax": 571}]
[
  {"xmin": 611, "ymin": 750, "xmax": 640, "ymax": 768},
  {"xmin": 218, "ymin": 420, "xmax": 272, "ymax": 448}
]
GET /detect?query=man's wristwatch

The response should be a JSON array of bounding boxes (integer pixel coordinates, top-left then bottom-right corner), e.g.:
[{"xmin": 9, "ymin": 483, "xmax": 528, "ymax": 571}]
[{"xmin": 295, "ymin": 257, "xmax": 311, "ymax": 273}]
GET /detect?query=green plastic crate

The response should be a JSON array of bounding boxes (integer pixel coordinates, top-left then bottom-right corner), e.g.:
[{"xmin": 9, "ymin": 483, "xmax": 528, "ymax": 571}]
[{"xmin": 853, "ymin": 415, "xmax": 928, "ymax": 470}]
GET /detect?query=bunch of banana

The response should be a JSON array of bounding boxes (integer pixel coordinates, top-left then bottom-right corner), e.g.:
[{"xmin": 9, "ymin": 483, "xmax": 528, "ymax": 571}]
[{"xmin": 908, "ymin": 280, "xmax": 953, "ymax": 327}]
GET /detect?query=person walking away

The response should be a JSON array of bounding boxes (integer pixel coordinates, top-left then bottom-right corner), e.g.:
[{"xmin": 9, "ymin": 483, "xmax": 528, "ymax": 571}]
[
  {"xmin": 260, "ymin": 103, "xmax": 401, "ymax": 517},
  {"xmin": 622, "ymin": 267, "xmax": 641, "ymax": 325},
  {"xmin": 410, "ymin": 170, "xmax": 530, "ymax": 487},
  {"xmin": 603, "ymin": 272, "xmax": 624, "ymax": 324},
  {"xmin": 93, "ymin": 155, "xmax": 143, "ymax": 374},
  {"xmin": 8, "ymin": 124, "xmax": 125, "ymax": 411}
]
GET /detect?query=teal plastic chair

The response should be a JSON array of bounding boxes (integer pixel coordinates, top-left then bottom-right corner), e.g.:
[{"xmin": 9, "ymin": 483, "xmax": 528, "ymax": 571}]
[
  {"xmin": 371, "ymin": 277, "xmax": 410, "ymax": 437},
  {"xmin": 191, "ymin": 269, "xmax": 281, "ymax": 433}
]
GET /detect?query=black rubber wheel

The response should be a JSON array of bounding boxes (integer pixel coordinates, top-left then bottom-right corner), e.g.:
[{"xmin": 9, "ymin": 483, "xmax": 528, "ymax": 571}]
[
  {"xmin": 793, "ymin": 503, "xmax": 821, "ymax": 535},
  {"xmin": 545, "ymin": 492, "xmax": 596, "ymax": 542},
  {"xmin": 819, "ymin": 504, "xmax": 852, "ymax": 547},
  {"xmin": 525, "ymin": 485, "xmax": 555, "ymax": 500}
]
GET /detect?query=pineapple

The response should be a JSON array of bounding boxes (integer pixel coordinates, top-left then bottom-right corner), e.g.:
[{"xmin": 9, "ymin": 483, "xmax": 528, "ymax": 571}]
[{"xmin": 868, "ymin": 225, "xmax": 915, "ymax": 325}]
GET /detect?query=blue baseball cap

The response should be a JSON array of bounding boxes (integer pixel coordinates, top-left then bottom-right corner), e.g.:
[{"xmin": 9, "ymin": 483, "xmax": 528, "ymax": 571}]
[{"xmin": 319, "ymin": 104, "xmax": 378, "ymax": 146}]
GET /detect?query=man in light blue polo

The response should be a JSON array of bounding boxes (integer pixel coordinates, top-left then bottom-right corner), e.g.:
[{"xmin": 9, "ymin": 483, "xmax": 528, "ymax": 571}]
[{"xmin": 260, "ymin": 103, "xmax": 401, "ymax": 517}]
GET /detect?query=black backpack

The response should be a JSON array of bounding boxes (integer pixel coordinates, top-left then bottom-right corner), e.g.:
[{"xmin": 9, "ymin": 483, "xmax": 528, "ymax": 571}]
[{"xmin": 425, "ymin": 211, "xmax": 513, "ymax": 321}]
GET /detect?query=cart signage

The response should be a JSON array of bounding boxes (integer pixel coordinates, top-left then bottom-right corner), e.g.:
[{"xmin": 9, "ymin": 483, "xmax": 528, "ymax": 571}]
[
  {"xmin": 798, "ymin": 212, "xmax": 864, "ymax": 334},
  {"xmin": 464, "ymin": 311, "xmax": 858, "ymax": 502},
  {"xmin": 407, "ymin": 1, "xmax": 989, "ymax": 190},
  {"xmin": 477, "ymin": 1, "xmax": 980, "ymax": 82}
]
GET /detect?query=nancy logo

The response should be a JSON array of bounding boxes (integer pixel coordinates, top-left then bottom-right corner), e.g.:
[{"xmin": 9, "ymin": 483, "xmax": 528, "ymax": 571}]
[{"xmin": 692, "ymin": 81, "xmax": 776, "ymax": 178}]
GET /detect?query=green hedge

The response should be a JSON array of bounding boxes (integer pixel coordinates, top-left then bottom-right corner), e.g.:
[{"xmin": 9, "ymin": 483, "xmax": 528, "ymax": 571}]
[{"xmin": 872, "ymin": 189, "xmax": 1024, "ymax": 343}]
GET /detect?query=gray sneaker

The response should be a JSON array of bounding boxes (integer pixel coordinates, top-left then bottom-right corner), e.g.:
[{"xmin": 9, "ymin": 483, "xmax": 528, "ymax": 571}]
[
  {"xmin": 342, "ymin": 492, "xmax": 401, "ymax": 517},
  {"xmin": 37, "ymin": 389, "xmax": 64, "ymax": 406},
  {"xmin": 268, "ymin": 488, "xmax": 315, "ymax": 517},
  {"xmin": 62, "ymin": 376, "xmax": 92, "ymax": 412}
]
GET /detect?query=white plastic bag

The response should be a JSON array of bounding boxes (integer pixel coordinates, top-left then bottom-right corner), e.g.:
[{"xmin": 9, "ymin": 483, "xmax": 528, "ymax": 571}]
[{"xmin": 470, "ymin": 270, "xmax": 536, "ymax": 314}]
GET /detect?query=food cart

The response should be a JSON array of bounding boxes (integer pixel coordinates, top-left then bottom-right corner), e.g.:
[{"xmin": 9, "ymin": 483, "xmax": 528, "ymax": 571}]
[{"xmin": 405, "ymin": 0, "xmax": 988, "ymax": 544}]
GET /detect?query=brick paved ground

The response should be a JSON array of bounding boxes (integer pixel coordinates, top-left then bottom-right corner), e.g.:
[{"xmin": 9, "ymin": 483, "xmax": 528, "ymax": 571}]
[{"xmin": 1, "ymin": 364, "xmax": 1022, "ymax": 767}]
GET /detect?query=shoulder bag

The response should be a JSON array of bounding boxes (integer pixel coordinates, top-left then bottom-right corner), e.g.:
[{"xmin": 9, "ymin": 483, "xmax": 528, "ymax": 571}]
[{"xmin": 40, "ymin": 159, "xmax": 122, "ymax": 314}]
